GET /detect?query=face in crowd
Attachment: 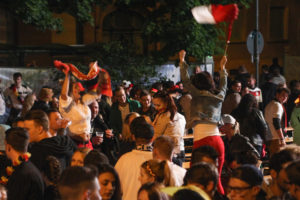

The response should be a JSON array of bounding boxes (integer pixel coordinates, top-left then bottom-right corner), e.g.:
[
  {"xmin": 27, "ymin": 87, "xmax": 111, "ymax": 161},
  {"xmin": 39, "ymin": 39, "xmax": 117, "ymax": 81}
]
[
  {"xmin": 152, "ymin": 97, "xmax": 167, "ymax": 113},
  {"xmin": 71, "ymin": 151, "xmax": 85, "ymax": 167},
  {"xmin": 48, "ymin": 111, "xmax": 63, "ymax": 133},
  {"xmin": 276, "ymin": 91, "xmax": 289, "ymax": 104},
  {"xmin": 227, "ymin": 178, "xmax": 260, "ymax": 200},
  {"xmin": 232, "ymin": 82, "xmax": 242, "ymax": 93},
  {"xmin": 98, "ymin": 172, "xmax": 116, "ymax": 200},
  {"xmin": 14, "ymin": 76, "xmax": 22, "ymax": 86},
  {"xmin": 115, "ymin": 89, "xmax": 127, "ymax": 105},
  {"xmin": 89, "ymin": 101, "xmax": 99, "ymax": 119},
  {"xmin": 140, "ymin": 95, "xmax": 152, "ymax": 109}
]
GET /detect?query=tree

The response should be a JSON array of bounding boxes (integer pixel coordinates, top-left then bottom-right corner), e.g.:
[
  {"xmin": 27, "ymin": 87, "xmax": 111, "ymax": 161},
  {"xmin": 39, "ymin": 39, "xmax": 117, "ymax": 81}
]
[
  {"xmin": 86, "ymin": 41, "xmax": 159, "ymax": 86},
  {"xmin": 0, "ymin": 0, "xmax": 110, "ymax": 31},
  {"xmin": 0, "ymin": 0, "xmax": 253, "ymax": 85},
  {"xmin": 118, "ymin": 0, "xmax": 253, "ymax": 62}
]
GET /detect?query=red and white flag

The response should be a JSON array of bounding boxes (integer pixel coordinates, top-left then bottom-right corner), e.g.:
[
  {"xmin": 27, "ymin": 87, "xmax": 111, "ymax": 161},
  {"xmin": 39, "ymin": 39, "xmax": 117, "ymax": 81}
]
[{"xmin": 191, "ymin": 4, "xmax": 239, "ymax": 42}]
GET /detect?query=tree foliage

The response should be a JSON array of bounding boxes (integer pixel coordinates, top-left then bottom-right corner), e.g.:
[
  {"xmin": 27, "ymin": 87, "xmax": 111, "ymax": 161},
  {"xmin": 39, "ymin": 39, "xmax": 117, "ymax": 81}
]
[
  {"xmin": 0, "ymin": 0, "xmax": 110, "ymax": 32},
  {"xmin": 87, "ymin": 41, "xmax": 158, "ymax": 86},
  {"xmin": 117, "ymin": 0, "xmax": 252, "ymax": 61},
  {"xmin": 1, "ymin": 0, "xmax": 252, "ymax": 84}
]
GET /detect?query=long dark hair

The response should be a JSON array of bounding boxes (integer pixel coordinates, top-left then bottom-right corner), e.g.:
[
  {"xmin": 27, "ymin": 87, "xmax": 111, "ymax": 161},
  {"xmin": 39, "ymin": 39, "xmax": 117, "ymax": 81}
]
[
  {"xmin": 96, "ymin": 163, "xmax": 122, "ymax": 200},
  {"xmin": 153, "ymin": 91, "xmax": 177, "ymax": 121},
  {"xmin": 232, "ymin": 93, "xmax": 257, "ymax": 118},
  {"xmin": 192, "ymin": 71, "xmax": 217, "ymax": 94}
]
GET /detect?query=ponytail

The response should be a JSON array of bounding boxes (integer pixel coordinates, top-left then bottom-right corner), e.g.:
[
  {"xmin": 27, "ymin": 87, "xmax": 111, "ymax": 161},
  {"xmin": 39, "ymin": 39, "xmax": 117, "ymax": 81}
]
[{"xmin": 142, "ymin": 159, "xmax": 177, "ymax": 187}]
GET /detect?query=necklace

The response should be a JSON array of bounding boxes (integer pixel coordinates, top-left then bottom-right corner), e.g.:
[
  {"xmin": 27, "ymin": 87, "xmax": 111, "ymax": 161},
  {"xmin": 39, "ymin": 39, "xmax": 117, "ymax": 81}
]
[{"xmin": 0, "ymin": 152, "xmax": 31, "ymax": 185}]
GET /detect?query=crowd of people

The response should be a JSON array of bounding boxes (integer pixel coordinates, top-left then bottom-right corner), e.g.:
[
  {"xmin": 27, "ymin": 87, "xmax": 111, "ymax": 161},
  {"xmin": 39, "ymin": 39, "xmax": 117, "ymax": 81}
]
[{"xmin": 0, "ymin": 51, "xmax": 299, "ymax": 200}]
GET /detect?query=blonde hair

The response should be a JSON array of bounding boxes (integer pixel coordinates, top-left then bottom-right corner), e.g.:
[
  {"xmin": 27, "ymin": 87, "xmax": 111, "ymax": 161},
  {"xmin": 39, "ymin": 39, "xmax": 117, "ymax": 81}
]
[
  {"xmin": 232, "ymin": 121, "xmax": 240, "ymax": 135},
  {"xmin": 121, "ymin": 112, "xmax": 140, "ymax": 141},
  {"xmin": 141, "ymin": 159, "xmax": 176, "ymax": 187}
]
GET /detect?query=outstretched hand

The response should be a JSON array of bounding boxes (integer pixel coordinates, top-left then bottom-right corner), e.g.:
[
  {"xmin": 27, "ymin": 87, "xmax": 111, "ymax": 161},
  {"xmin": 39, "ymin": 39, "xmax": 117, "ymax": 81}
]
[
  {"xmin": 54, "ymin": 60, "xmax": 69, "ymax": 76},
  {"xmin": 220, "ymin": 56, "xmax": 227, "ymax": 71},
  {"xmin": 179, "ymin": 50, "xmax": 186, "ymax": 63}
]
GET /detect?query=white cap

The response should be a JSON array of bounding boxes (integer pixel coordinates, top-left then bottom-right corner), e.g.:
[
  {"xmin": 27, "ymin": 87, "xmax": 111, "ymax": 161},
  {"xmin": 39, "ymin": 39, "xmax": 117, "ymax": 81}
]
[{"xmin": 221, "ymin": 114, "xmax": 236, "ymax": 125}]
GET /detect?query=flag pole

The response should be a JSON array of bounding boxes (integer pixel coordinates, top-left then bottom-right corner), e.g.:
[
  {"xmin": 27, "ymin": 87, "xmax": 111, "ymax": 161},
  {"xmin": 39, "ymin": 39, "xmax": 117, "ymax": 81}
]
[{"xmin": 224, "ymin": 41, "xmax": 230, "ymax": 56}]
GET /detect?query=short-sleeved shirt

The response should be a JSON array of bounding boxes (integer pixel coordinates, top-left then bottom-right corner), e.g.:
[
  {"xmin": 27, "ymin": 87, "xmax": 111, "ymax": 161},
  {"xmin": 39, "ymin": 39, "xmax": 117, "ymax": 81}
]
[
  {"xmin": 115, "ymin": 150, "xmax": 153, "ymax": 200},
  {"xmin": 4, "ymin": 84, "xmax": 32, "ymax": 110},
  {"xmin": 59, "ymin": 93, "xmax": 98, "ymax": 136},
  {"xmin": 264, "ymin": 100, "xmax": 283, "ymax": 140}
]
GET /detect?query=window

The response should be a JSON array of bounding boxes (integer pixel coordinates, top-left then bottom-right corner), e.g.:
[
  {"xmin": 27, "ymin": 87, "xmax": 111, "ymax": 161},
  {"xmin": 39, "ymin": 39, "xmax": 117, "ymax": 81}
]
[
  {"xmin": 102, "ymin": 10, "xmax": 145, "ymax": 54},
  {"xmin": 269, "ymin": 6, "xmax": 288, "ymax": 41}
]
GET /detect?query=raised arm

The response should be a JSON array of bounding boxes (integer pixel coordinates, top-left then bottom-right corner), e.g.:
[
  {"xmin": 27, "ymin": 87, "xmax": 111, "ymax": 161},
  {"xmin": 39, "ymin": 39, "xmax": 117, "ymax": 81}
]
[
  {"xmin": 217, "ymin": 56, "xmax": 228, "ymax": 99},
  {"xmin": 220, "ymin": 56, "xmax": 227, "ymax": 71},
  {"xmin": 179, "ymin": 50, "xmax": 198, "ymax": 94},
  {"xmin": 60, "ymin": 68, "xmax": 70, "ymax": 100}
]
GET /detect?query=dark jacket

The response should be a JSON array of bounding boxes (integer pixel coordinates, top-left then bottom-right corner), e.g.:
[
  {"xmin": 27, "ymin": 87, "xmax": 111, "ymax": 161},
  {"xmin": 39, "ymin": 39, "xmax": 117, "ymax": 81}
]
[
  {"xmin": 109, "ymin": 98, "xmax": 140, "ymax": 135},
  {"xmin": 98, "ymin": 97, "xmax": 111, "ymax": 125},
  {"xmin": 231, "ymin": 108, "xmax": 268, "ymax": 153},
  {"xmin": 7, "ymin": 161, "xmax": 45, "ymax": 200},
  {"xmin": 91, "ymin": 115, "xmax": 109, "ymax": 136},
  {"xmin": 223, "ymin": 134, "xmax": 260, "ymax": 162},
  {"xmin": 31, "ymin": 100, "xmax": 50, "ymax": 112},
  {"xmin": 90, "ymin": 115, "xmax": 119, "ymax": 165},
  {"xmin": 29, "ymin": 135, "xmax": 77, "ymax": 171}
]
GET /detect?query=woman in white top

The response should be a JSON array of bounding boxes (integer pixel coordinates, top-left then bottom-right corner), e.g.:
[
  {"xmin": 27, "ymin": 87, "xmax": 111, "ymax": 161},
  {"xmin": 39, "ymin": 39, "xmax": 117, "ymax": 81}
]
[
  {"xmin": 59, "ymin": 67, "xmax": 102, "ymax": 145},
  {"xmin": 152, "ymin": 91, "xmax": 186, "ymax": 165}
]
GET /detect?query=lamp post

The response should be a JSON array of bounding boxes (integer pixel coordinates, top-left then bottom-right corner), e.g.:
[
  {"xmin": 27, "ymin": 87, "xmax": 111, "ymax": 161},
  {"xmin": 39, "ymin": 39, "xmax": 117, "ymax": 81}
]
[{"xmin": 254, "ymin": 0, "xmax": 259, "ymax": 86}]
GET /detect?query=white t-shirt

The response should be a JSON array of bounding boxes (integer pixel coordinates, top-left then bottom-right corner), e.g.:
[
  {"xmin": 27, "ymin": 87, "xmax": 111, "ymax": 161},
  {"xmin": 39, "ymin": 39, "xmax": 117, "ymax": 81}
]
[
  {"xmin": 115, "ymin": 150, "xmax": 153, "ymax": 200},
  {"xmin": 264, "ymin": 100, "xmax": 283, "ymax": 140},
  {"xmin": 168, "ymin": 161, "xmax": 186, "ymax": 186},
  {"xmin": 4, "ymin": 84, "xmax": 32, "ymax": 110},
  {"xmin": 59, "ymin": 93, "xmax": 97, "ymax": 136}
]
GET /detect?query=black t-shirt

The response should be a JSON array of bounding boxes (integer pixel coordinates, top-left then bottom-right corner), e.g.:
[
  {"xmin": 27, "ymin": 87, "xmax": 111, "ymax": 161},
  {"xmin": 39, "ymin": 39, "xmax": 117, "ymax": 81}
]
[{"xmin": 7, "ymin": 161, "xmax": 45, "ymax": 200}]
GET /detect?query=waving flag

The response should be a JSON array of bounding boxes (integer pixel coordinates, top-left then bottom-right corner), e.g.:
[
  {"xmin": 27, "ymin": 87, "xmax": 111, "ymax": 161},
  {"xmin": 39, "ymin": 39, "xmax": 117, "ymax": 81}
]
[
  {"xmin": 191, "ymin": 4, "xmax": 239, "ymax": 42},
  {"xmin": 54, "ymin": 60, "xmax": 100, "ymax": 81},
  {"xmin": 54, "ymin": 60, "xmax": 112, "ymax": 97}
]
